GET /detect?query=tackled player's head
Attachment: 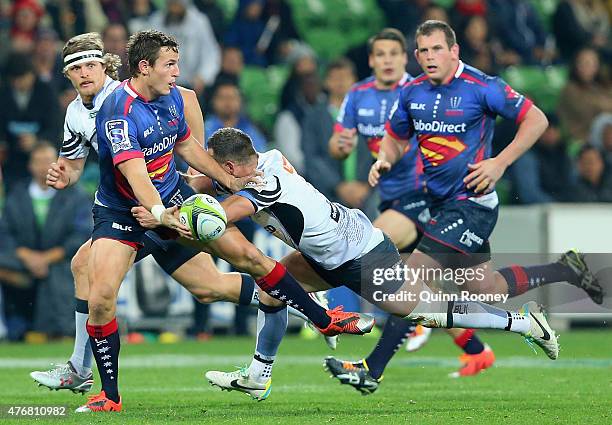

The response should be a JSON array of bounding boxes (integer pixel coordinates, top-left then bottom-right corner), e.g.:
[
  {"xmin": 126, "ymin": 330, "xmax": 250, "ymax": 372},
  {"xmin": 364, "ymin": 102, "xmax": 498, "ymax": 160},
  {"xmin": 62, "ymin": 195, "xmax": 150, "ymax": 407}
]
[
  {"xmin": 367, "ymin": 28, "xmax": 408, "ymax": 88},
  {"xmin": 62, "ymin": 32, "xmax": 121, "ymax": 103},
  {"xmin": 127, "ymin": 30, "xmax": 179, "ymax": 97},
  {"xmin": 414, "ymin": 20, "xmax": 459, "ymax": 85},
  {"xmin": 207, "ymin": 128, "xmax": 258, "ymax": 177}
]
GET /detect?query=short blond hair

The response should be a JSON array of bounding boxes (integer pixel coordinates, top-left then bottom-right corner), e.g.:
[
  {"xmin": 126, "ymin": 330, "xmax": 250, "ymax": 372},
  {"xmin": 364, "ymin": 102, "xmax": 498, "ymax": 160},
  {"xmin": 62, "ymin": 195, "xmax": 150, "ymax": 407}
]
[{"xmin": 62, "ymin": 32, "xmax": 122, "ymax": 80}]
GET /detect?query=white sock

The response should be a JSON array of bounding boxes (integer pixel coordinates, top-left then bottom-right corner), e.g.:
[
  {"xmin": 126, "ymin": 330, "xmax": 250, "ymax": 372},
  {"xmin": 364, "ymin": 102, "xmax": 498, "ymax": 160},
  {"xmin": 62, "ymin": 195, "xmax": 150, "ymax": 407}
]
[
  {"xmin": 69, "ymin": 311, "xmax": 92, "ymax": 376},
  {"xmin": 249, "ymin": 353, "xmax": 274, "ymax": 384},
  {"xmin": 405, "ymin": 286, "xmax": 530, "ymax": 334},
  {"xmin": 448, "ymin": 301, "xmax": 530, "ymax": 334}
]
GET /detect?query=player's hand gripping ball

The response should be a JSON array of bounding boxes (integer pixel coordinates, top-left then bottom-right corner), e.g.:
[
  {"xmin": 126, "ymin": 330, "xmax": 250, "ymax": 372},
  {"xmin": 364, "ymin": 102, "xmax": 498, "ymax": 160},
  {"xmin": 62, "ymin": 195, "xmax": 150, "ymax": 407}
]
[{"xmin": 179, "ymin": 194, "xmax": 227, "ymax": 241}]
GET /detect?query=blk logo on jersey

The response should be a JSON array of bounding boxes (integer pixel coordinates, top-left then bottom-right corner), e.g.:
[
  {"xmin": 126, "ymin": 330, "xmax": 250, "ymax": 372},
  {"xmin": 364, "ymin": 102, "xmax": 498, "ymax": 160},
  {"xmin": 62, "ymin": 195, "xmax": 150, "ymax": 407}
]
[
  {"xmin": 418, "ymin": 135, "xmax": 466, "ymax": 166},
  {"xmin": 105, "ymin": 119, "xmax": 132, "ymax": 153}
]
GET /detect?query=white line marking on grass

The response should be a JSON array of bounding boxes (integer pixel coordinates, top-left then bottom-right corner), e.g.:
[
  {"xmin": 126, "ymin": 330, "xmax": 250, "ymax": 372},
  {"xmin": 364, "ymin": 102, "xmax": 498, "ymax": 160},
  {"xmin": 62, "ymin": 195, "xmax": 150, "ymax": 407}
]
[{"xmin": 3, "ymin": 355, "xmax": 612, "ymax": 369}]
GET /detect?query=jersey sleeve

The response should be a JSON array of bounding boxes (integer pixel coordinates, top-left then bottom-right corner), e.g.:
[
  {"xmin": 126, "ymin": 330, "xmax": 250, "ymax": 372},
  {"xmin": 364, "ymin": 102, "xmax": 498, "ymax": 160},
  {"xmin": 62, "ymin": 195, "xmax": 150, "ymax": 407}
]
[
  {"xmin": 235, "ymin": 175, "xmax": 283, "ymax": 213},
  {"xmin": 175, "ymin": 87, "xmax": 191, "ymax": 143},
  {"xmin": 482, "ymin": 77, "xmax": 533, "ymax": 124},
  {"xmin": 97, "ymin": 112, "xmax": 143, "ymax": 166},
  {"xmin": 385, "ymin": 86, "xmax": 414, "ymax": 140},
  {"xmin": 334, "ymin": 89, "xmax": 357, "ymax": 132},
  {"xmin": 59, "ymin": 114, "xmax": 89, "ymax": 160}
]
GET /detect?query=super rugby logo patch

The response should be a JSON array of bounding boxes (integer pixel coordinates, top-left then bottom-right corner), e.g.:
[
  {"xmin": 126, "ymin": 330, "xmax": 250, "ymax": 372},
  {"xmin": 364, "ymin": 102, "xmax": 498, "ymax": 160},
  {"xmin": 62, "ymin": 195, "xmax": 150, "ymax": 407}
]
[{"xmin": 105, "ymin": 119, "xmax": 132, "ymax": 153}]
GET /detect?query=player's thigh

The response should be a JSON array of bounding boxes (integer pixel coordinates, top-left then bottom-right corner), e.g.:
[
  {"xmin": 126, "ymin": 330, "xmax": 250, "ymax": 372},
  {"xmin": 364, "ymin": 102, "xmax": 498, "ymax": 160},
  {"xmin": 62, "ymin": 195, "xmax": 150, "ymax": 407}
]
[
  {"xmin": 88, "ymin": 238, "xmax": 135, "ymax": 300},
  {"xmin": 170, "ymin": 252, "xmax": 241, "ymax": 303},
  {"xmin": 280, "ymin": 251, "xmax": 333, "ymax": 293},
  {"xmin": 373, "ymin": 209, "xmax": 418, "ymax": 250}
]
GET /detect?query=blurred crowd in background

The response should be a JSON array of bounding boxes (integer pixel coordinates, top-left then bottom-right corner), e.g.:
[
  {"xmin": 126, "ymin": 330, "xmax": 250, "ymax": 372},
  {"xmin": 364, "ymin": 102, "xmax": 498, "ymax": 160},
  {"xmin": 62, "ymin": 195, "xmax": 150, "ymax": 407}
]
[{"xmin": 0, "ymin": 0, "xmax": 611, "ymax": 342}]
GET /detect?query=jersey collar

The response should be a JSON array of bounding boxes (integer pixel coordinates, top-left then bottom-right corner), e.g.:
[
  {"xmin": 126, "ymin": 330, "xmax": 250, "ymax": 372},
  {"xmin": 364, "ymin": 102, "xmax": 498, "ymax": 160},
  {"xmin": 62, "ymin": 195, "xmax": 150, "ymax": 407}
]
[
  {"xmin": 391, "ymin": 72, "xmax": 411, "ymax": 89},
  {"xmin": 441, "ymin": 60, "xmax": 464, "ymax": 85},
  {"xmin": 125, "ymin": 80, "xmax": 150, "ymax": 102},
  {"xmin": 90, "ymin": 76, "xmax": 115, "ymax": 108}
]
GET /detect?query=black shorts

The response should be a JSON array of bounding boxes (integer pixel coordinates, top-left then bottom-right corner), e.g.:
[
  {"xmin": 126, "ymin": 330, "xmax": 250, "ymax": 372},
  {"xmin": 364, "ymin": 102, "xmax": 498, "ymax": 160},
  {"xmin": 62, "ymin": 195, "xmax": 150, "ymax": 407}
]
[
  {"xmin": 92, "ymin": 178, "xmax": 200, "ymax": 274},
  {"xmin": 416, "ymin": 199, "xmax": 498, "ymax": 269},
  {"xmin": 378, "ymin": 191, "xmax": 430, "ymax": 229},
  {"xmin": 303, "ymin": 234, "xmax": 403, "ymax": 301}
]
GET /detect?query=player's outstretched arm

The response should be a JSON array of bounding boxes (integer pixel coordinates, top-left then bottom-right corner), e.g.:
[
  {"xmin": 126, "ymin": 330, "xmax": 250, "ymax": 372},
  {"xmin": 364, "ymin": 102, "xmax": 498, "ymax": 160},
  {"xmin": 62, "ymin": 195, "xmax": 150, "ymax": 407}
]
[
  {"xmin": 175, "ymin": 138, "xmax": 262, "ymax": 192},
  {"xmin": 465, "ymin": 105, "xmax": 548, "ymax": 194},
  {"xmin": 180, "ymin": 168, "xmax": 216, "ymax": 195},
  {"xmin": 117, "ymin": 157, "xmax": 192, "ymax": 238},
  {"xmin": 46, "ymin": 156, "xmax": 85, "ymax": 189}
]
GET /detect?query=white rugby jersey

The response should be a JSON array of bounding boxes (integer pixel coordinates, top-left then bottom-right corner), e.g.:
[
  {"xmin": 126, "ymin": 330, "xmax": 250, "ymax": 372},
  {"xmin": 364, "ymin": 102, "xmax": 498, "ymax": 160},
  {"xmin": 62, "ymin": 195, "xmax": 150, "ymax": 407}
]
[
  {"xmin": 60, "ymin": 76, "xmax": 121, "ymax": 160},
  {"xmin": 225, "ymin": 149, "xmax": 382, "ymax": 270}
]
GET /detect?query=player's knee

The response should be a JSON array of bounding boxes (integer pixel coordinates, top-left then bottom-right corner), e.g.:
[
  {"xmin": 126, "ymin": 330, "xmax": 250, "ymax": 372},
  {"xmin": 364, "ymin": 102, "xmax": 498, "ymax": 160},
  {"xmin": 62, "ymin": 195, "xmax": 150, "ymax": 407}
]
[{"xmin": 88, "ymin": 287, "xmax": 116, "ymax": 318}]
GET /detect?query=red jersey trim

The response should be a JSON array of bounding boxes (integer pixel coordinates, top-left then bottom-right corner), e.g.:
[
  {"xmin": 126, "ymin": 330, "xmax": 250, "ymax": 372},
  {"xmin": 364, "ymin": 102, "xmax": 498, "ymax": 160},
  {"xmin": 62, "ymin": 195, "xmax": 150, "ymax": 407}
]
[
  {"xmin": 515, "ymin": 98, "xmax": 533, "ymax": 124},
  {"xmin": 113, "ymin": 150, "xmax": 144, "ymax": 166},
  {"xmin": 177, "ymin": 126, "xmax": 192, "ymax": 143}
]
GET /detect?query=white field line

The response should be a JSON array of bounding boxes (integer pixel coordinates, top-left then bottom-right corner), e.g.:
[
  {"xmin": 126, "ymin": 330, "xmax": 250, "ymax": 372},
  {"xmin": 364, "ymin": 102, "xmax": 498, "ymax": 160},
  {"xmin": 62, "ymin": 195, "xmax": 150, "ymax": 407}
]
[{"xmin": 2, "ymin": 354, "xmax": 612, "ymax": 369}]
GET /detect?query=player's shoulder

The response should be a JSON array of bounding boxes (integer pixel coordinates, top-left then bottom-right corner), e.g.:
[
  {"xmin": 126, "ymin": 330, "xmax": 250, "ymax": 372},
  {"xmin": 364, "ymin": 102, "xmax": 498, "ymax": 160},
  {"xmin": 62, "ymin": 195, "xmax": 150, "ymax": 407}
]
[
  {"xmin": 350, "ymin": 76, "xmax": 377, "ymax": 93},
  {"xmin": 398, "ymin": 73, "xmax": 427, "ymax": 101},
  {"xmin": 257, "ymin": 149, "xmax": 284, "ymax": 174},
  {"xmin": 169, "ymin": 85, "xmax": 185, "ymax": 103},
  {"xmin": 65, "ymin": 96, "xmax": 85, "ymax": 121},
  {"xmin": 398, "ymin": 72, "xmax": 414, "ymax": 87},
  {"xmin": 99, "ymin": 80, "xmax": 139, "ymax": 120},
  {"xmin": 456, "ymin": 62, "xmax": 497, "ymax": 88}
]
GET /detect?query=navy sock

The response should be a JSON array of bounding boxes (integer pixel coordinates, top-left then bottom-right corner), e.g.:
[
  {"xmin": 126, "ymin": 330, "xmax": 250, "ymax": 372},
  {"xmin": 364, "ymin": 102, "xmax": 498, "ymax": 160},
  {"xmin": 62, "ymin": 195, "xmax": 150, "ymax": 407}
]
[
  {"xmin": 256, "ymin": 262, "xmax": 330, "ymax": 328},
  {"xmin": 365, "ymin": 316, "xmax": 415, "ymax": 380},
  {"xmin": 238, "ymin": 273, "xmax": 256, "ymax": 306},
  {"xmin": 499, "ymin": 263, "xmax": 578, "ymax": 298},
  {"xmin": 453, "ymin": 329, "xmax": 484, "ymax": 355},
  {"xmin": 86, "ymin": 318, "xmax": 121, "ymax": 403}
]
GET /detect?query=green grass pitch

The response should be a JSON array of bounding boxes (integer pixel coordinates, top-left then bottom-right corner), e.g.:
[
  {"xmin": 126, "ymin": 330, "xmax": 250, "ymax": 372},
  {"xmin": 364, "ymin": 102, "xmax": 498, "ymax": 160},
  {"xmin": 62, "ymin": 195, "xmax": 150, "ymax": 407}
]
[{"xmin": 0, "ymin": 330, "xmax": 610, "ymax": 424}]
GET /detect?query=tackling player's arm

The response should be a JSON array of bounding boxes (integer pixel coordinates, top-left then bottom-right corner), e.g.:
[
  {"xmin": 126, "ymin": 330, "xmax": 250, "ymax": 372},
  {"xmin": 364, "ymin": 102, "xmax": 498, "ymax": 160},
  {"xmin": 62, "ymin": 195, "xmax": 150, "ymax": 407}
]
[
  {"xmin": 46, "ymin": 156, "xmax": 86, "ymax": 189},
  {"xmin": 219, "ymin": 195, "xmax": 256, "ymax": 224}
]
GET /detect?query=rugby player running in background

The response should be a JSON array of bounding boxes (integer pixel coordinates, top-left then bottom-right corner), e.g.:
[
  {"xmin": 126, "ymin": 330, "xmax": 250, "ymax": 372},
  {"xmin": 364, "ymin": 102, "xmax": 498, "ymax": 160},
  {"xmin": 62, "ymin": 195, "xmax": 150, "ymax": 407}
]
[
  {"xmin": 327, "ymin": 28, "xmax": 494, "ymax": 394},
  {"xmin": 334, "ymin": 20, "xmax": 602, "ymax": 395}
]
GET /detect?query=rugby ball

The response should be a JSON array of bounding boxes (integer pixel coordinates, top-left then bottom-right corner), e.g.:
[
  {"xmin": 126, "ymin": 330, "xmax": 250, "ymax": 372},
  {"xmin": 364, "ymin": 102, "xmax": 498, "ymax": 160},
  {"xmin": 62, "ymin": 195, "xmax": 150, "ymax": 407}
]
[{"xmin": 179, "ymin": 194, "xmax": 227, "ymax": 242}]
